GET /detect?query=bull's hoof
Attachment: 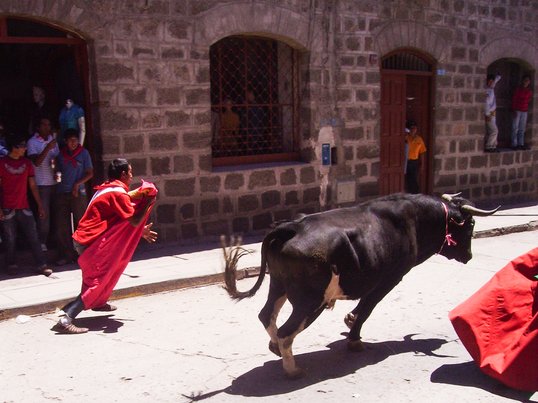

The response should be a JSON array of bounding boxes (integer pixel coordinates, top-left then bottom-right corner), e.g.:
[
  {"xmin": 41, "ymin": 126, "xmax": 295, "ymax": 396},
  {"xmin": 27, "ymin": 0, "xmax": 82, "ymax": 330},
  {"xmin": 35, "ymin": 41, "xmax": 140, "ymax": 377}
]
[
  {"xmin": 344, "ymin": 313, "xmax": 356, "ymax": 329},
  {"xmin": 347, "ymin": 339, "xmax": 365, "ymax": 352},
  {"xmin": 269, "ymin": 341, "xmax": 282, "ymax": 357},
  {"xmin": 284, "ymin": 367, "xmax": 306, "ymax": 380}
]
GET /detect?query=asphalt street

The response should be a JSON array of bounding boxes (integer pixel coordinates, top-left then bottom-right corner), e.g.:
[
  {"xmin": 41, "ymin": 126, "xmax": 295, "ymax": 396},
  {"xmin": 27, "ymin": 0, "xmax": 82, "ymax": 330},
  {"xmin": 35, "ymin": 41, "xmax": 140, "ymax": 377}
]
[{"xmin": 1, "ymin": 230, "xmax": 537, "ymax": 402}]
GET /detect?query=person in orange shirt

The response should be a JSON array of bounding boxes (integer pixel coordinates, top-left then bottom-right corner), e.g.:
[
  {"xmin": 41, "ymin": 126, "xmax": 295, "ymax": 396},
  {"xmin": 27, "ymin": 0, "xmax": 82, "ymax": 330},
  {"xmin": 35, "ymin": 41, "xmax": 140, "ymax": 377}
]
[{"xmin": 404, "ymin": 121, "xmax": 426, "ymax": 194}]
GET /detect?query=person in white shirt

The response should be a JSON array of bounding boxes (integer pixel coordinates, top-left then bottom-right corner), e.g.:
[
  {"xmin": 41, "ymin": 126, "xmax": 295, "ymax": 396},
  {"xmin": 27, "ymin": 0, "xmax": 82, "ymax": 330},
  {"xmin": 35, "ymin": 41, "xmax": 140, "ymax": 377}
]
[
  {"xmin": 26, "ymin": 117, "xmax": 59, "ymax": 251},
  {"xmin": 484, "ymin": 74, "xmax": 501, "ymax": 153}
]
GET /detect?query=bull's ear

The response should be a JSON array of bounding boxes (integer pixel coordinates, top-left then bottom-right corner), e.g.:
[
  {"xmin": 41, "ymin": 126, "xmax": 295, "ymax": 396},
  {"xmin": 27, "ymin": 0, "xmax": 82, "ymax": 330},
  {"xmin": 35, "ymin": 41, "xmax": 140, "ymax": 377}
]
[{"xmin": 460, "ymin": 205, "xmax": 500, "ymax": 216}]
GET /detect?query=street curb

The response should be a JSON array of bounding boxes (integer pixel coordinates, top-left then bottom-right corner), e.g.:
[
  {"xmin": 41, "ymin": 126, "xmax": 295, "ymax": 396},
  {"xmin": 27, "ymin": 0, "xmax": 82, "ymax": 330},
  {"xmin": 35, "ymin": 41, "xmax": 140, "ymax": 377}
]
[
  {"xmin": 0, "ymin": 268, "xmax": 262, "ymax": 322},
  {"xmin": 473, "ymin": 220, "xmax": 538, "ymax": 239},
  {"xmin": 1, "ymin": 223, "xmax": 537, "ymax": 322}
]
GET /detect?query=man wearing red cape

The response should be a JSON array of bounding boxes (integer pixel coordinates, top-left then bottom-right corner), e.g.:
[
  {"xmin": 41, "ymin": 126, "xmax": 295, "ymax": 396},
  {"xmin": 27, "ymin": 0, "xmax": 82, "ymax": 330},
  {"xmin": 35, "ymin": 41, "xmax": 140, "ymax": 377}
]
[
  {"xmin": 449, "ymin": 247, "xmax": 538, "ymax": 391},
  {"xmin": 52, "ymin": 158, "xmax": 158, "ymax": 334}
]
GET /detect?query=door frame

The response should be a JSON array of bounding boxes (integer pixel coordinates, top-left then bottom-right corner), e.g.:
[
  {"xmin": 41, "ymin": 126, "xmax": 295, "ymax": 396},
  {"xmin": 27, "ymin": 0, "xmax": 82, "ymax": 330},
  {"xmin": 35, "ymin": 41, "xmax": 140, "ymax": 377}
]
[
  {"xmin": 379, "ymin": 49, "xmax": 436, "ymax": 195},
  {"xmin": 0, "ymin": 17, "xmax": 94, "ymax": 165}
]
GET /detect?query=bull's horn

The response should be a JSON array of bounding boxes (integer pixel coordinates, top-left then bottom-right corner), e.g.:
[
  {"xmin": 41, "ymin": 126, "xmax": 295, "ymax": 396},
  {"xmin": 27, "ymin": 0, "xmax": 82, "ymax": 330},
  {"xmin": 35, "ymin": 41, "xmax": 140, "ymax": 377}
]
[
  {"xmin": 460, "ymin": 204, "xmax": 500, "ymax": 216},
  {"xmin": 441, "ymin": 192, "xmax": 462, "ymax": 202}
]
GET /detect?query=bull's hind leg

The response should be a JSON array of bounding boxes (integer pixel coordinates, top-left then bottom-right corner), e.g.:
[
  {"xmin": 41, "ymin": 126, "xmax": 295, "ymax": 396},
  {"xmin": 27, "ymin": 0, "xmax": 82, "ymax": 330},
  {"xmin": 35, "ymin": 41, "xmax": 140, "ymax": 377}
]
[
  {"xmin": 258, "ymin": 278, "xmax": 286, "ymax": 357},
  {"xmin": 276, "ymin": 297, "xmax": 325, "ymax": 379}
]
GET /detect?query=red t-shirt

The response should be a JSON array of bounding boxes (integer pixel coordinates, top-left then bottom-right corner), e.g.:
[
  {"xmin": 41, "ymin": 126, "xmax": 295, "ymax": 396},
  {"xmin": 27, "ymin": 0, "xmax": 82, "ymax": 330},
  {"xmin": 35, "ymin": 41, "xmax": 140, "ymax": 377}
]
[
  {"xmin": 512, "ymin": 87, "xmax": 532, "ymax": 112},
  {"xmin": 73, "ymin": 180, "xmax": 135, "ymax": 246},
  {"xmin": 0, "ymin": 156, "xmax": 35, "ymax": 209}
]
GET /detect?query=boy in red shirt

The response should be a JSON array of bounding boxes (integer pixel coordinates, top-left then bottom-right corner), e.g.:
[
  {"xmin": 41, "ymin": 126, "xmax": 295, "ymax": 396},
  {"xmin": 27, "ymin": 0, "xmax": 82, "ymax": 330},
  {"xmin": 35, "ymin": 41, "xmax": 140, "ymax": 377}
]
[
  {"xmin": 511, "ymin": 75, "xmax": 532, "ymax": 150},
  {"xmin": 0, "ymin": 135, "xmax": 53, "ymax": 276}
]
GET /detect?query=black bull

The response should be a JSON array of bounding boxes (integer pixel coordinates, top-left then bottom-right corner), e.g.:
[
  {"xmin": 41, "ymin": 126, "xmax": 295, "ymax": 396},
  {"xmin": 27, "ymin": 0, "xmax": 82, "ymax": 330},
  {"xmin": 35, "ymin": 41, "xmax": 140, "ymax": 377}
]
[{"xmin": 223, "ymin": 193, "xmax": 498, "ymax": 378}]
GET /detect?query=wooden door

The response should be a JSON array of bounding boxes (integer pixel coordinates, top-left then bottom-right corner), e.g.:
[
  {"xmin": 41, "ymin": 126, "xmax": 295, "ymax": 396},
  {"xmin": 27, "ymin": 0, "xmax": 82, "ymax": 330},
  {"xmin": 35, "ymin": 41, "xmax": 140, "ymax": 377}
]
[
  {"xmin": 380, "ymin": 72, "xmax": 406, "ymax": 195},
  {"xmin": 406, "ymin": 74, "xmax": 431, "ymax": 193}
]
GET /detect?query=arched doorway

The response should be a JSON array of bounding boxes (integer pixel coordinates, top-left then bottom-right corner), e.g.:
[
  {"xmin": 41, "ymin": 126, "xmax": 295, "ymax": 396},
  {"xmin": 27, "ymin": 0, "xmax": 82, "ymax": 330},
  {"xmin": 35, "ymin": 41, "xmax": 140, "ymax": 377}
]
[
  {"xmin": 488, "ymin": 58, "xmax": 534, "ymax": 149},
  {"xmin": 379, "ymin": 49, "xmax": 434, "ymax": 195},
  {"xmin": 0, "ymin": 17, "xmax": 93, "ymax": 156}
]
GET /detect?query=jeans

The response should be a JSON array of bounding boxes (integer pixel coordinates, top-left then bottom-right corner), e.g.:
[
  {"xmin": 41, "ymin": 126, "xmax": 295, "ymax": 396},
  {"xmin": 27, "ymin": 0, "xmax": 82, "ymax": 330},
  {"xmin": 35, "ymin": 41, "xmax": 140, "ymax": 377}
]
[
  {"xmin": 511, "ymin": 111, "xmax": 528, "ymax": 147},
  {"xmin": 405, "ymin": 159, "xmax": 420, "ymax": 194},
  {"xmin": 1, "ymin": 208, "xmax": 46, "ymax": 268},
  {"xmin": 54, "ymin": 192, "xmax": 88, "ymax": 260},
  {"xmin": 37, "ymin": 185, "xmax": 56, "ymax": 245},
  {"xmin": 485, "ymin": 116, "xmax": 498, "ymax": 150}
]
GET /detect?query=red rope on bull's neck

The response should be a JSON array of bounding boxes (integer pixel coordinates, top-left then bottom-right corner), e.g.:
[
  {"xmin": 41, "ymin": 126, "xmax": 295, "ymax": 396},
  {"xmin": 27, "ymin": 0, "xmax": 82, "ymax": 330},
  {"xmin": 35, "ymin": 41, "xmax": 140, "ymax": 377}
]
[{"xmin": 438, "ymin": 202, "xmax": 458, "ymax": 254}]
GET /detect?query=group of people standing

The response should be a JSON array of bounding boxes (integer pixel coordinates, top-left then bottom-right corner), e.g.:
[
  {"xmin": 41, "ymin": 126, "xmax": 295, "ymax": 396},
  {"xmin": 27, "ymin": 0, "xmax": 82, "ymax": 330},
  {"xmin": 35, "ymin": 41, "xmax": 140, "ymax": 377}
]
[{"xmin": 0, "ymin": 115, "xmax": 93, "ymax": 276}]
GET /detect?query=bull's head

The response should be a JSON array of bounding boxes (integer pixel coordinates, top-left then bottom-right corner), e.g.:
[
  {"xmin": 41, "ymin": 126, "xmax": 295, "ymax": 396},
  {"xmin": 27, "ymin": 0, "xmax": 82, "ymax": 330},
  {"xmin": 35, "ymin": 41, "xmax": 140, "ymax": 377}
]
[{"xmin": 439, "ymin": 193, "xmax": 499, "ymax": 263}]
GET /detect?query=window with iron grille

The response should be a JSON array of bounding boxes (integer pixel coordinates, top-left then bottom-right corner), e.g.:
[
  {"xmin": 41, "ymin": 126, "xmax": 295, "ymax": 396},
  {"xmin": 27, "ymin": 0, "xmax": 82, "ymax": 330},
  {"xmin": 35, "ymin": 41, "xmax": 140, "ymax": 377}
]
[{"xmin": 210, "ymin": 35, "xmax": 300, "ymax": 166}]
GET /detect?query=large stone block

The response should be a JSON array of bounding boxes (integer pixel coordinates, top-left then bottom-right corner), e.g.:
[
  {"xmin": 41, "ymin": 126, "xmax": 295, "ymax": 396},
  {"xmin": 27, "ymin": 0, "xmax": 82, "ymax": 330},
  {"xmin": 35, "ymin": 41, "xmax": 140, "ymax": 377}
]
[
  {"xmin": 200, "ymin": 176, "xmax": 221, "ymax": 192},
  {"xmin": 300, "ymin": 166, "xmax": 316, "ymax": 184},
  {"xmin": 232, "ymin": 217, "xmax": 250, "ymax": 233},
  {"xmin": 173, "ymin": 155, "xmax": 194, "ymax": 173},
  {"xmin": 165, "ymin": 178, "xmax": 195, "ymax": 196},
  {"xmin": 180, "ymin": 203, "xmax": 195, "ymax": 219},
  {"xmin": 101, "ymin": 108, "xmax": 138, "ymax": 131},
  {"xmin": 124, "ymin": 135, "xmax": 144, "ymax": 153},
  {"xmin": 201, "ymin": 198, "xmax": 219, "ymax": 216},
  {"xmin": 151, "ymin": 157, "xmax": 171, "ymax": 175},
  {"xmin": 248, "ymin": 170, "xmax": 277, "ymax": 189},
  {"xmin": 149, "ymin": 132, "xmax": 178, "ymax": 150},
  {"xmin": 238, "ymin": 194, "xmax": 259, "ymax": 212},
  {"xmin": 183, "ymin": 131, "xmax": 211, "ymax": 149},
  {"xmin": 225, "ymin": 173, "xmax": 245, "ymax": 190},
  {"xmin": 261, "ymin": 190, "xmax": 281, "ymax": 209},
  {"xmin": 97, "ymin": 62, "xmax": 135, "ymax": 83},
  {"xmin": 280, "ymin": 168, "xmax": 297, "ymax": 186},
  {"xmin": 253, "ymin": 212, "xmax": 272, "ymax": 231},
  {"xmin": 157, "ymin": 87, "xmax": 182, "ymax": 105},
  {"xmin": 157, "ymin": 204, "xmax": 176, "ymax": 224},
  {"xmin": 165, "ymin": 110, "xmax": 191, "ymax": 127}
]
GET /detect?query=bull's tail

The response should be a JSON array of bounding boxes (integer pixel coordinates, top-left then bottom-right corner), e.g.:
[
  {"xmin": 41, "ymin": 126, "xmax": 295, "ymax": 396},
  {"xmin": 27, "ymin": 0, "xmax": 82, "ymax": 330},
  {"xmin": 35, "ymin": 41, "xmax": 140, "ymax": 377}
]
[{"xmin": 222, "ymin": 235, "xmax": 267, "ymax": 300}]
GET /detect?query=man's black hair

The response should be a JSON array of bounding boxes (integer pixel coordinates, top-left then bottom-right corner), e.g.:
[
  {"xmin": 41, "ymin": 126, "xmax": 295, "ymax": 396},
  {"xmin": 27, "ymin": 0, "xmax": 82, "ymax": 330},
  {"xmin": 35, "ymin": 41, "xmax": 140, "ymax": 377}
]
[
  {"xmin": 486, "ymin": 74, "xmax": 496, "ymax": 82},
  {"xmin": 64, "ymin": 128, "xmax": 79, "ymax": 140},
  {"xmin": 108, "ymin": 158, "xmax": 130, "ymax": 180}
]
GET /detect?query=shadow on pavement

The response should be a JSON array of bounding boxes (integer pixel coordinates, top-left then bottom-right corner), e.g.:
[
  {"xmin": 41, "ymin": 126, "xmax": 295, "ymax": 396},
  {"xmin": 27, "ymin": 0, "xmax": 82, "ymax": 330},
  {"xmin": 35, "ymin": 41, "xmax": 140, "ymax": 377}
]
[
  {"xmin": 74, "ymin": 314, "xmax": 125, "ymax": 334},
  {"xmin": 207, "ymin": 334, "xmax": 449, "ymax": 398},
  {"xmin": 431, "ymin": 361, "xmax": 536, "ymax": 402}
]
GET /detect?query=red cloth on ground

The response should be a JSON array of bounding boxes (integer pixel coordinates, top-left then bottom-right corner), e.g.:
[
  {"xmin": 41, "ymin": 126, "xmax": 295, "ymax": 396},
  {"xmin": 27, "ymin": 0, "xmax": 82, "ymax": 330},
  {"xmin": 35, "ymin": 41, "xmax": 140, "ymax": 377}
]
[
  {"xmin": 72, "ymin": 179, "xmax": 134, "ymax": 245},
  {"xmin": 449, "ymin": 247, "xmax": 538, "ymax": 391},
  {"xmin": 78, "ymin": 182, "xmax": 157, "ymax": 310}
]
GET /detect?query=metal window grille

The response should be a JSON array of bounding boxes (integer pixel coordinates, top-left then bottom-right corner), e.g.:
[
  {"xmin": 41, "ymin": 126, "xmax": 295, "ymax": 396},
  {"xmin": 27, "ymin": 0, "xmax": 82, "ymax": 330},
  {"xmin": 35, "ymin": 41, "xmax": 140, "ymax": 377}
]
[
  {"xmin": 210, "ymin": 36, "xmax": 300, "ymax": 164},
  {"xmin": 382, "ymin": 52, "xmax": 431, "ymax": 72}
]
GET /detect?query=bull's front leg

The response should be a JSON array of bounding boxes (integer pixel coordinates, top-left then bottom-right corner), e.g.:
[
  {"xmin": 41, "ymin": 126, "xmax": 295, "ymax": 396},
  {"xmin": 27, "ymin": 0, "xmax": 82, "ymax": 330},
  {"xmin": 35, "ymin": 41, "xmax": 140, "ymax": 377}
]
[{"xmin": 346, "ymin": 277, "xmax": 403, "ymax": 352}]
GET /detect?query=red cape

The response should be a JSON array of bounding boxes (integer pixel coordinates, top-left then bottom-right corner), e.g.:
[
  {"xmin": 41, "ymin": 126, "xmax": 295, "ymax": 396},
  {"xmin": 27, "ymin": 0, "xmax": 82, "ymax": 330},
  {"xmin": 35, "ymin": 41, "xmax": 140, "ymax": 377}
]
[
  {"xmin": 449, "ymin": 247, "xmax": 538, "ymax": 391},
  {"xmin": 78, "ymin": 182, "xmax": 157, "ymax": 309}
]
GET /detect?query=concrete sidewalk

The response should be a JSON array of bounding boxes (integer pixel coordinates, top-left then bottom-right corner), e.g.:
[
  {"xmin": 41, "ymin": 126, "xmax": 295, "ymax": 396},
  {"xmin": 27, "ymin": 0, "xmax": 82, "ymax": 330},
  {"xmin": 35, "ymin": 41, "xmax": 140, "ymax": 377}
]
[{"xmin": 1, "ymin": 202, "xmax": 537, "ymax": 321}]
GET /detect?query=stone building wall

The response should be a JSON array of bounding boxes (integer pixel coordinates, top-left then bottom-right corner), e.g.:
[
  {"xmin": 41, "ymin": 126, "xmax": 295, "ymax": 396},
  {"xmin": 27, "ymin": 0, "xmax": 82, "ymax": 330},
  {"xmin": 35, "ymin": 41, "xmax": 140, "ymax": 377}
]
[{"xmin": 1, "ymin": 0, "xmax": 537, "ymax": 243}]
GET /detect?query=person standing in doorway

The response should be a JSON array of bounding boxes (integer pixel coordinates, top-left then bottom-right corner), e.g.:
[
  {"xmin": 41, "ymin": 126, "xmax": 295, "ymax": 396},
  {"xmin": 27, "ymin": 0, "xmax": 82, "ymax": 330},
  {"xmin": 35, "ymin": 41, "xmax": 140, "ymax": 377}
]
[
  {"xmin": 511, "ymin": 75, "xmax": 532, "ymax": 150},
  {"xmin": 51, "ymin": 158, "xmax": 157, "ymax": 334},
  {"xmin": 404, "ymin": 121, "xmax": 427, "ymax": 194},
  {"xmin": 54, "ymin": 128, "xmax": 94, "ymax": 265},
  {"xmin": 484, "ymin": 74, "xmax": 501, "ymax": 153},
  {"xmin": 27, "ymin": 117, "xmax": 60, "ymax": 252}
]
